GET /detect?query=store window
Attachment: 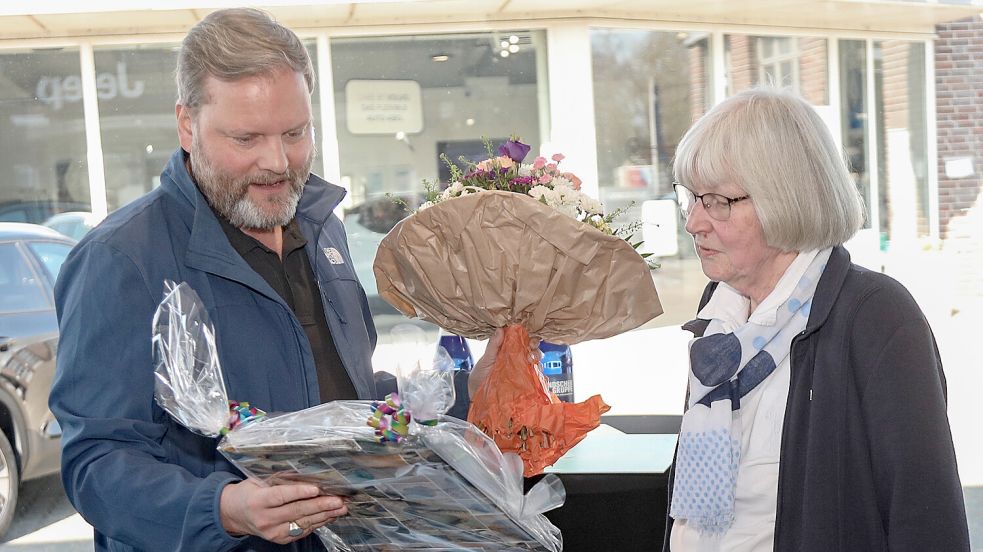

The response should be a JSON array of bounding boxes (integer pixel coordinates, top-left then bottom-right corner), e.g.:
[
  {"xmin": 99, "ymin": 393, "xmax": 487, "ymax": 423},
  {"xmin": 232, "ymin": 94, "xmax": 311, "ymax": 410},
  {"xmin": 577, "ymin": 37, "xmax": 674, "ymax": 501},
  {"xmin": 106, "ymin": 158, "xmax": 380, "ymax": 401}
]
[
  {"xmin": 726, "ymin": 34, "xmax": 829, "ymax": 106},
  {"xmin": 95, "ymin": 40, "xmax": 322, "ymax": 212},
  {"xmin": 757, "ymin": 37, "xmax": 799, "ymax": 90},
  {"xmin": 840, "ymin": 40, "xmax": 873, "ymax": 230},
  {"xmin": 591, "ymin": 29, "xmax": 712, "ymax": 214},
  {"xmin": 0, "ymin": 49, "xmax": 90, "ymax": 223},
  {"xmin": 588, "ymin": 28, "xmax": 713, "ymax": 416},
  {"xmin": 330, "ymin": 31, "xmax": 547, "ymax": 353},
  {"xmin": 874, "ymin": 40, "xmax": 929, "ymax": 242}
]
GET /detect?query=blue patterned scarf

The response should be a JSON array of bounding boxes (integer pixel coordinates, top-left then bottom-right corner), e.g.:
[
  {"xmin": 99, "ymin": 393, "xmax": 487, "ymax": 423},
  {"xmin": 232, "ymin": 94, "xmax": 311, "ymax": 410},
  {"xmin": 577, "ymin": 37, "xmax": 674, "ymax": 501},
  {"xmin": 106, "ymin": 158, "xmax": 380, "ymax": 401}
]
[{"xmin": 669, "ymin": 248, "xmax": 831, "ymax": 535}]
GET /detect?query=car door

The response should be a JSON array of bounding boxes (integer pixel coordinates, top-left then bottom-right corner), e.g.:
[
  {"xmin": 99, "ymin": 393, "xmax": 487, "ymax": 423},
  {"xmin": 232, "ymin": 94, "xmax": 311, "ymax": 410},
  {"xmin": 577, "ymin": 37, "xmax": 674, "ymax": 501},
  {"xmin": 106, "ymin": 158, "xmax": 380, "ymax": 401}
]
[{"xmin": 0, "ymin": 239, "xmax": 70, "ymax": 480}]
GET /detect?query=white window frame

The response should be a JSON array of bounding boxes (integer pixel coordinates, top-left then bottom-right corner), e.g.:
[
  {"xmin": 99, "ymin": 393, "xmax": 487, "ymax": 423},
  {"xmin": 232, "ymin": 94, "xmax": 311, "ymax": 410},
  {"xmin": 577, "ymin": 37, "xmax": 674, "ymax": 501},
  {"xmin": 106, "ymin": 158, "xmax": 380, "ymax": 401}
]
[{"xmin": 756, "ymin": 36, "xmax": 801, "ymax": 91}]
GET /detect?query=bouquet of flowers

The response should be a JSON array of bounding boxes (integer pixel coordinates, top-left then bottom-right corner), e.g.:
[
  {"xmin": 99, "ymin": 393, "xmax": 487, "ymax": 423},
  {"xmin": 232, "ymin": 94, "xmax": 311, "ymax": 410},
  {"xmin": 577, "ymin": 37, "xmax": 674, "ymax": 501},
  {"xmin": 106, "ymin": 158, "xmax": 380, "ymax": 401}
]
[
  {"xmin": 418, "ymin": 138, "xmax": 646, "ymax": 251},
  {"xmin": 153, "ymin": 281, "xmax": 564, "ymax": 551},
  {"xmin": 374, "ymin": 138, "xmax": 663, "ymax": 476}
]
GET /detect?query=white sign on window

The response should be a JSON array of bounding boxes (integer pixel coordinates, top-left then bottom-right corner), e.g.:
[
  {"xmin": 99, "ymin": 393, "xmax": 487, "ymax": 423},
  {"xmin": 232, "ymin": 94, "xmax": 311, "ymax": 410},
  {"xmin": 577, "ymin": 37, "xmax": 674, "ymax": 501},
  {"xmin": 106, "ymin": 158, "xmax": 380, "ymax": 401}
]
[{"xmin": 345, "ymin": 79, "xmax": 423, "ymax": 135}]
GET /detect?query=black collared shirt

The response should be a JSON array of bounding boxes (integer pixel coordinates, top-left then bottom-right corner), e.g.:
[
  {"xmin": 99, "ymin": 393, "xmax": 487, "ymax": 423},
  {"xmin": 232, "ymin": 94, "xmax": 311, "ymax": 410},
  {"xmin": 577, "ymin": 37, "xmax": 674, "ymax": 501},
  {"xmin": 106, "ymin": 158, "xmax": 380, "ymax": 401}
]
[{"xmin": 214, "ymin": 214, "xmax": 358, "ymax": 403}]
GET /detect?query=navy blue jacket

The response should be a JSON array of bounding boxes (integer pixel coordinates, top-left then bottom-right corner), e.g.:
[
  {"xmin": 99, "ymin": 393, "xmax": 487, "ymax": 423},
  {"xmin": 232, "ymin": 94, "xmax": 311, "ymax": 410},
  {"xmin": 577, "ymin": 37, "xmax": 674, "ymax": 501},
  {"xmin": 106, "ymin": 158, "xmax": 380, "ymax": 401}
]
[
  {"xmin": 49, "ymin": 148, "xmax": 379, "ymax": 551},
  {"xmin": 664, "ymin": 246, "xmax": 970, "ymax": 551}
]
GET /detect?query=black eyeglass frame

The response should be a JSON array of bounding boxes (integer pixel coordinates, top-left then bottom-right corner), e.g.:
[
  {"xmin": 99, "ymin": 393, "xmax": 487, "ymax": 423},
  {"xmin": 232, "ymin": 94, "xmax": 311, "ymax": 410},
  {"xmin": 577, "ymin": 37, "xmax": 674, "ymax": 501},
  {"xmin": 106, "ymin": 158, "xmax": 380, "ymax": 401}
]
[{"xmin": 672, "ymin": 183, "xmax": 750, "ymax": 221}]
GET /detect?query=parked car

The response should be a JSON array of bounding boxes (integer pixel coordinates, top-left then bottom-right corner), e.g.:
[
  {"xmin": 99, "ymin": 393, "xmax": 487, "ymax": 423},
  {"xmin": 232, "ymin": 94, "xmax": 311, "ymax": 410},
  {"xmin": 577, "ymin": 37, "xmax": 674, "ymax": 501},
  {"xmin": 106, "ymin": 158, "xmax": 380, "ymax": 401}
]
[
  {"xmin": 0, "ymin": 200, "xmax": 90, "ymax": 225},
  {"xmin": 42, "ymin": 211, "xmax": 103, "ymax": 241},
  {"xmin": 0, "ymin": 223, "xmax": 75, "ymax": 536}
]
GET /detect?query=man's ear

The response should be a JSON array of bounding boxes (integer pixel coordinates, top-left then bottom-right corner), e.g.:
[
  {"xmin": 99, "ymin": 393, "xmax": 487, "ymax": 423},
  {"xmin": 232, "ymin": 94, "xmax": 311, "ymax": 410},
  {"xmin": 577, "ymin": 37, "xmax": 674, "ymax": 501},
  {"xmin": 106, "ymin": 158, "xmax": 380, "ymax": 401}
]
[{"xmin": 176, "ymin": 104, "xmax": 194, "ymax": 152}]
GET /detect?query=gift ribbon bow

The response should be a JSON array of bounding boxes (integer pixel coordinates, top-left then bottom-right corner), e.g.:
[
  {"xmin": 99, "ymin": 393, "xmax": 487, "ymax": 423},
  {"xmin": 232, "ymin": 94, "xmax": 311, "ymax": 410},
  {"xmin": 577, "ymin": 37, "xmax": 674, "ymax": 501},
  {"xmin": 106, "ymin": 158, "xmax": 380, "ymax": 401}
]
[
  {"xmin": 367, "ymin": 392, "xmax": 438, "ymax": 443},
  {"xmin": 221, "ymin": 400, "xmax": 267, "ymax": 436}
]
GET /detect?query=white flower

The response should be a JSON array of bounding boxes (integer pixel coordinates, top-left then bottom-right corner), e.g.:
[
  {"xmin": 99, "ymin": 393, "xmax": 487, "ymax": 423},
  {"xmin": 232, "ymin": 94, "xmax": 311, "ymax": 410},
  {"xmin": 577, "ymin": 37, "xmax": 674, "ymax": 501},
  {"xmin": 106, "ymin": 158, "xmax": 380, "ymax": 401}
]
[
  {"xmin": 419, "ymin": 201, "xmax": 435, "ymax": 210},
  {"xmin": 551, "ymin": 176, "xmax": 573, "ymax": 191},
  {"xmin": 539, "ymin": 188, "xmax": 579, "ymax": 219},
  {"xmin": 441, "ymin": 182, "xmax": 463, "ymax": 200},
  {"xmin": 541, "ymin": 188, "xmax": 562, "ymax": 206},
  {"xmin": 517, "ymin": 164, "xmax": 533, "ymax": 177},
  {"xmin": 554, "ymin": 202, "xmax": 579, "ymax": 219},
  {"xmin": 579, "ymin": 195, "xmax": 604, "ymax": 215},
  {"xmin": 528, "ymin": 185, "xmax": 552, "ymax": 201}
]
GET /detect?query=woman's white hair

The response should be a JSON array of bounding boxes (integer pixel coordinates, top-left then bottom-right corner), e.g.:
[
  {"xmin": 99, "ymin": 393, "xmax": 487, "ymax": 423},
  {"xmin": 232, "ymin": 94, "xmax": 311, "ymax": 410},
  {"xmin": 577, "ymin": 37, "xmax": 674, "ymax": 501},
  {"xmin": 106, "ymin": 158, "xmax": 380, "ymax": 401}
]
[{"xmin": 672, "ymin": 87, "xmax": 865, "ymax": 251}]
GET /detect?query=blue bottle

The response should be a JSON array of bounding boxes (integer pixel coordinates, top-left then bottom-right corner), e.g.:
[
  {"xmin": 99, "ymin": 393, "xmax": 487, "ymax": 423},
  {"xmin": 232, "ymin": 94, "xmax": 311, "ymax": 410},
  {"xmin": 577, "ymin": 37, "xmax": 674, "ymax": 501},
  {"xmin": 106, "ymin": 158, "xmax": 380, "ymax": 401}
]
[
  {"xmin": 437, "ymin": 332, "xmax": 474, "ymax": 372},
  {"xmin": 538, "ymin": 341, "xmax": 574, "ymax": 402}
]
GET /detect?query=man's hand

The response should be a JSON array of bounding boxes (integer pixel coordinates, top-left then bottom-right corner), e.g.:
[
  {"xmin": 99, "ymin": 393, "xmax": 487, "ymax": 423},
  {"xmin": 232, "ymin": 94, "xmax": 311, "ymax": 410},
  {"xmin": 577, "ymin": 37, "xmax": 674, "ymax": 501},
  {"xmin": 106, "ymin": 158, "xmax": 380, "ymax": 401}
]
[
  {"xmin": 219, "ymin": 478, "xmax": 348, "ymax": 543},
  {"xmin": 469, "ymin": 328, "xmax": 542, "ymax": 397}
]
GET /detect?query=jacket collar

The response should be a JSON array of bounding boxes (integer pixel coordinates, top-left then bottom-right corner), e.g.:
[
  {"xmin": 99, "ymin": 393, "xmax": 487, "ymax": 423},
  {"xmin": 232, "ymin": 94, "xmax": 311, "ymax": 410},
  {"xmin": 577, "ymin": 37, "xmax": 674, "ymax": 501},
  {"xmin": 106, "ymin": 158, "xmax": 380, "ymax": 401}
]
[
  {"xmin": 160, "ymin": 147, "xmax": 347, "ymax": 292},
  {"xmin": 802, "ymin": 244, "xmax": 851, "ymax": 334},
  {"xmin": 682, "ymin": 245, "xmax": 852, "ymax": 338}
]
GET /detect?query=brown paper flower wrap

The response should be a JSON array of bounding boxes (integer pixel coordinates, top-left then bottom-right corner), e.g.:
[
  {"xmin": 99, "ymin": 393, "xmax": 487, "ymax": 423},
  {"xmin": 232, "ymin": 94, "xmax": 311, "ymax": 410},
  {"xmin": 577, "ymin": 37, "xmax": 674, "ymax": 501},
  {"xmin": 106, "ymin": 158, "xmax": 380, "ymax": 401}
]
[{"xmin": 373, "ymin": 190, "xmax": 663, "ymax": 475}]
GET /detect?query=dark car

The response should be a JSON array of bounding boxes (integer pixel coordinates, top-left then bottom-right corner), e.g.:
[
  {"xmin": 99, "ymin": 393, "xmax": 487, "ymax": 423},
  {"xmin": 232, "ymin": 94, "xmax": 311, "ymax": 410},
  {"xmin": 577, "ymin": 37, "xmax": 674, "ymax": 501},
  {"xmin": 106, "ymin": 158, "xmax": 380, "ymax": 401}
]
[{"xmin": 0, "ymin": 223, "xmax": 75, "ymax": 536}]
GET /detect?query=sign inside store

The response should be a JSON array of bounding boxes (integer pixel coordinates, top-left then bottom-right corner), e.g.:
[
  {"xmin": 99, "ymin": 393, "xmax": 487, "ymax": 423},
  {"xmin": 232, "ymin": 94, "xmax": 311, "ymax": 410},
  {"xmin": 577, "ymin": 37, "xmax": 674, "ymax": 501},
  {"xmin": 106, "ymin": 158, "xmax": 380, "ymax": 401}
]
[
  {"xmin": 36, "ymin": 61, "xmax": 144, "ymax": 110},
  {"xmin": 345, "ymin": 79, "xmax": 423, "ymax": 135}
]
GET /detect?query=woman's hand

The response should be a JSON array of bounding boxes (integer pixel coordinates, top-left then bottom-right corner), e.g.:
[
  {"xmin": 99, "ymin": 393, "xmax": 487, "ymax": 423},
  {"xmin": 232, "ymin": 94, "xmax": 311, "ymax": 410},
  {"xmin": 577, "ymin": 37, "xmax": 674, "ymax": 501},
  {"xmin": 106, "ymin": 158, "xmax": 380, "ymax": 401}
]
[{"xmin": 469, "ymin": 328, "xmax": 542, "ymax": 397}]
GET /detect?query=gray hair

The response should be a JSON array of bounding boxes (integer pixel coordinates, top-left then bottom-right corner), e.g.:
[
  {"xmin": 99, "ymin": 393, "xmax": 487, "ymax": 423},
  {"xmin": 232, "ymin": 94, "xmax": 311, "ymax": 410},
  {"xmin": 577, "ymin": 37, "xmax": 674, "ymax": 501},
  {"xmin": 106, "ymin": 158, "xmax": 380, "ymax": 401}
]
[
  {"xmin": 672, "ymin": 87, "xmax": 864, "ymax": 251},
  {"xmin": 176, "ymin": 8, "xmax": 314, "ymax": 112}
]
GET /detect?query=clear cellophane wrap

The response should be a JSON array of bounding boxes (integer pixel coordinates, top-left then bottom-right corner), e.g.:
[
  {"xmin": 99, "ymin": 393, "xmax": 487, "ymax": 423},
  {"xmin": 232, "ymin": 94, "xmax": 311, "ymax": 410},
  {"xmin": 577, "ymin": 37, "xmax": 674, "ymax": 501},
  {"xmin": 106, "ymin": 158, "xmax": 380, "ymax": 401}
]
[{"xmin": 152, "ymin": 281, "xmax": 564, "ymax": 551}]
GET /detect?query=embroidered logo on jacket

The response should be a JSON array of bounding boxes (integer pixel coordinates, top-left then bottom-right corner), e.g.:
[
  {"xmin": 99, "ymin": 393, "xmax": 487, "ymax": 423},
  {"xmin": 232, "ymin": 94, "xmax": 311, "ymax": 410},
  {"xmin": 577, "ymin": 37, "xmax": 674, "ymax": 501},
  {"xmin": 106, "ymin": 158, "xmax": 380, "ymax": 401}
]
[{"xmin": 322, "ymin": 247, "xmax": 345, "ymax": 265}]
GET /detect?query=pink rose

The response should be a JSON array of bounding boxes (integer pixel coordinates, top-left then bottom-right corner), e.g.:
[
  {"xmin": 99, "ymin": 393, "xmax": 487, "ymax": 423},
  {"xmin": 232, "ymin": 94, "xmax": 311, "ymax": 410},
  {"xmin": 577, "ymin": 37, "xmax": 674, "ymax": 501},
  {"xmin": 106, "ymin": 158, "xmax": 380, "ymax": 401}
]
[
  {"xmin": 532, "ymin": 156, "xmax": 547, "ymax": 170},
  {"xmin": 551, "ymin": 153, "xmax": 565, "ymax": 162}
]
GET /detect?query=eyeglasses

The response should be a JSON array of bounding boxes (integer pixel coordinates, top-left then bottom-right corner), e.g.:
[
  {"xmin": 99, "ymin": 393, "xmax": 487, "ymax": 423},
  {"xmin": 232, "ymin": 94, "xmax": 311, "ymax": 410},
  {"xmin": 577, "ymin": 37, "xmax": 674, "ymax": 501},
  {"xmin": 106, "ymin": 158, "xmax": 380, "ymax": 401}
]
[{"xmin": 673, "ymin": 183, "xmax": 750, "ymax": 222}]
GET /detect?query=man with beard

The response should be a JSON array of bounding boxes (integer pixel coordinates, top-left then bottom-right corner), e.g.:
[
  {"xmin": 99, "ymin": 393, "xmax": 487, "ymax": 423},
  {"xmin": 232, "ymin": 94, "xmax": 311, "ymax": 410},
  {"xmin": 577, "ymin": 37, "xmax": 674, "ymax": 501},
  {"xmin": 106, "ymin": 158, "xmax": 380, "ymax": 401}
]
[{"xmin": 49, "ymin": 8, "xmax": 503, "ymax": 551}]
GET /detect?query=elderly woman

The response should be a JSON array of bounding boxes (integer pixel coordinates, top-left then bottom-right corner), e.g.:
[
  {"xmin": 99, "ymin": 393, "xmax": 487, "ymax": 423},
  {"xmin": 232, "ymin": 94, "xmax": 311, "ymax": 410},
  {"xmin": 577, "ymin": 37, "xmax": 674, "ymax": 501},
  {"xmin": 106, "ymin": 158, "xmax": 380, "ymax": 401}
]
[{"xmin": 663, "ymin": 88, "xmax": 969, "ymax": 552}]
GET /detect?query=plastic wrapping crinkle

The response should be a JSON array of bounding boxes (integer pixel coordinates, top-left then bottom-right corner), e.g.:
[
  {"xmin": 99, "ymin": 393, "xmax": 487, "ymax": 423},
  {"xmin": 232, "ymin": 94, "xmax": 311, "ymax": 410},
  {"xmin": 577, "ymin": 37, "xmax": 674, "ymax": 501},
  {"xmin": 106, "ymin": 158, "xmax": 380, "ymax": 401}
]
[
  {"xmin": 151, "ymin": 280, "xmax": 230, "ymax": 437},
  {"xmin": 152, "ymin": 281, "xmax": 565, "ymax": 551}
]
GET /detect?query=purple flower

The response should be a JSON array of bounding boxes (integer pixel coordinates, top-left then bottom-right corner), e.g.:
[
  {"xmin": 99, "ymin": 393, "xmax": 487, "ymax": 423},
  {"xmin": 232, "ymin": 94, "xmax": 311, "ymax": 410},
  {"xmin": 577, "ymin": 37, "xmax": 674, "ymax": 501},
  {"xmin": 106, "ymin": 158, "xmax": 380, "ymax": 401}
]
[
  {"xmin": 510, "ymin": 176, "xmax": 535, "ymax": 186},
  {"xmin": 497, "ymin": 139, "xmax": 531, "ymax": 163}
]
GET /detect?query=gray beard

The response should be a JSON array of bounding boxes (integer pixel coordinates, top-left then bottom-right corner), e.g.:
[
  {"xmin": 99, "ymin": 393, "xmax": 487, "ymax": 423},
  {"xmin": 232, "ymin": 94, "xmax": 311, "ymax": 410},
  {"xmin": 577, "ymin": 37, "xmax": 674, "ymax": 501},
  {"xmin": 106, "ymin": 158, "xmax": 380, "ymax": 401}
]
[{"xmin": 190, "ymin": 137, "xmax": 312, "ymax": 231}]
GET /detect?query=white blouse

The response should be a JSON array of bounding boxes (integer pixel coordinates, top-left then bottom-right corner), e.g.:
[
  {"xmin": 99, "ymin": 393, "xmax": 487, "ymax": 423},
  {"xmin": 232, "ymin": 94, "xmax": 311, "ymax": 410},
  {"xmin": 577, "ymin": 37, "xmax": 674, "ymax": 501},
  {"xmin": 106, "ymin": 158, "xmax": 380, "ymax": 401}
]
[{"xmin": 670, "ymin": 250, "xmax": 819, "ymax": 552}]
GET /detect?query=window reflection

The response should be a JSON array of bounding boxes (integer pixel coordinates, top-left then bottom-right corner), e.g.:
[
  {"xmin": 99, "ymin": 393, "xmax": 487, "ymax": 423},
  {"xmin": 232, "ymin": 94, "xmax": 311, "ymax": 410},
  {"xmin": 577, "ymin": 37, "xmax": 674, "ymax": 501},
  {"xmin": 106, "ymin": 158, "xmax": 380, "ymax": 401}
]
[
  {"xmin": 330, "ymin": 31, "xmax": 547, "ymax": 349},
  {"xmin": 726, "ymin": 35, "xmax": 828, "ymax": 105},
  {"xmin": 589, "ymin": 28, "xmax": 711, "ymax": 291},
  {"xmin": 0, "ymin": 49, "xmax": 90, "ymax": 223},
  {"xmin": 840, "ymin": 40, "xmax": 872, "ymax": 229},
  {"xmin": 95, "ymin": 41, "xmax": 322, "ymax": 212},
  {"xmin": 95, "ymin": 45, "xmax": 179, "ymax": 211},
  {"xmin": 875, "ymin": 40, "xmax": 929, "ymax": 242},
  {"xmin": 588, "ymin": 28, "xmax": 710, "ymax": 416}
]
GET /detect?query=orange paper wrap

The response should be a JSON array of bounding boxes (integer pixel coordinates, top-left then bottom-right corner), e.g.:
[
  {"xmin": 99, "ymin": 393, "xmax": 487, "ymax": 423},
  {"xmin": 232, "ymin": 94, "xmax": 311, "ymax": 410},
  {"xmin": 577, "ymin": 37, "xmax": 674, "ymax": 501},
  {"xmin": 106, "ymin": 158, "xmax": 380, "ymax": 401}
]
[
  {"xmin": 373, "ymin": 190, "xmax": 662, "ymax": 475},
  {"xmin": 467, "ymin": 325, "xmax": 611, "ymax": 477}
]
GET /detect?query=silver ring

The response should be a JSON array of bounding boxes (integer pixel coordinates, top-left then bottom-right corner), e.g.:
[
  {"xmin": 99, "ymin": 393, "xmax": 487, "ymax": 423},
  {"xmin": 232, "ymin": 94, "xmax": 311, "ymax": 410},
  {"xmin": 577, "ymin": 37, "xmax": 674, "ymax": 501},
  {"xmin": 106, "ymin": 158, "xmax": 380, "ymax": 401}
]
[{"xmin": 287, "ymin": 521, "xmax": 304, "ymax": 537}]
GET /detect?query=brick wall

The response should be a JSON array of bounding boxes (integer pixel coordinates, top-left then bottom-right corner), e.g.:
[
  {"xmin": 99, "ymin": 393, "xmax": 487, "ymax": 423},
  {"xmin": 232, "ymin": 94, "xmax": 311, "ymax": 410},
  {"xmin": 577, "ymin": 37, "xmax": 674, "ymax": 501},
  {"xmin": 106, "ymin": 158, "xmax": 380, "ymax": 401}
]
[
  {"xmin": 935, "ymin": 17, "xmax": 983, "ymax": 239},
  {"xmin": 689, "ymin": 42, "xmax": 708, "ymax": 122},
  {"xmin": 799, "ymin": 38, "xmax": 828, "ymax": 105},
  {"xmin": 728, "ymin": 35, "xmax": 756, "ymax": 92},
  {"xmin": 935, "ymin": 17, "xmax": 983, "ymax": 301},
  {"xmin": 880, "ymin": 40, "xmax": 932, "ymax": 238}
]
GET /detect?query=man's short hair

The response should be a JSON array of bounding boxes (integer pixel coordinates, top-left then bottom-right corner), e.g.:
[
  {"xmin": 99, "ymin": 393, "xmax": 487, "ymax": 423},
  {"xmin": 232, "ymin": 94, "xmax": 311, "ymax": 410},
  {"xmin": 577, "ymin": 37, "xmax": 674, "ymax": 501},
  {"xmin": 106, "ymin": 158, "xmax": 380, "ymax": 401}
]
[
  {"xmin": 176, "ymin": 8, "xmax": 314, "ymax": 112},
  {"xmin": 672, "ymin": 87, "xmax": 865, "ymax": 251}
]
